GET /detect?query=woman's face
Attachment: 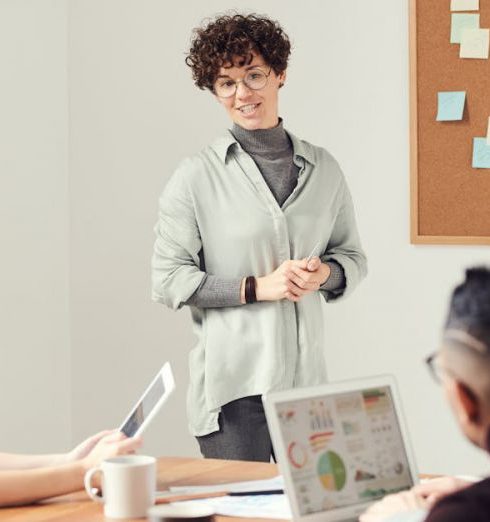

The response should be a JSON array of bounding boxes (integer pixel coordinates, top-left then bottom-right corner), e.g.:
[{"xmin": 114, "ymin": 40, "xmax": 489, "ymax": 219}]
[{"xmin": 214, "ymin": 52, "xmax": 286, "ymax": 130}]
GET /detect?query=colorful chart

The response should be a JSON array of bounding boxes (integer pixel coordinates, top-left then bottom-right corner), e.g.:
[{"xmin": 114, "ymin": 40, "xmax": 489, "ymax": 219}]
[
  {"xmin": 309, "ymin": 431, "xmax": 333, "ymax": 452},
  {"xmin": 317, "ymin": 451, "xmax": 346, "ymax": 491},
  {"xmin": 279, "ymin": 408, "xmax": 297, "ymax": 424},
  {"xmin": 362, "ymin": 389, "xmax": 390, "ymax": 415},
  {"xmin": 288, "ymin": 442, "xmax": 308, "ymax": 469},
  {"xmin": 309, "ymin": 400, "xmax": 334, "ymax": 430}
]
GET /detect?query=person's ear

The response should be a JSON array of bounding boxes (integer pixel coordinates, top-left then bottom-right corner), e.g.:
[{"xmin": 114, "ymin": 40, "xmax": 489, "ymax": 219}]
[
  {"xmin": 278, "ymin": 70, "xmax": 287, "ymax": 88},
  {"xmin": 455, "ymin": 381, "xmax": 481, "ymax": 425}
]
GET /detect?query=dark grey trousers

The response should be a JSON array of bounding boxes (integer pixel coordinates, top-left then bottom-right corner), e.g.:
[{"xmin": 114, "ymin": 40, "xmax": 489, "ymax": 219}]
[{"xmin": 196, "ymin": 395, "xmax": 275, "ymax": 462}]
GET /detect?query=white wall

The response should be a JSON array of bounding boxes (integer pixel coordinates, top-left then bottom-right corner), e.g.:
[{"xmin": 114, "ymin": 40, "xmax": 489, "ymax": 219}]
[
  {"xmin": 67, "ymin": 0, "xmax": 490, "ymax": 475},
  {"xmin": 0, "ymin": 0, "xmax": 71, "ymax": 453},
  {"xmin": 2, "ymin": 0, "xmax": 490, "ymax": 476}
]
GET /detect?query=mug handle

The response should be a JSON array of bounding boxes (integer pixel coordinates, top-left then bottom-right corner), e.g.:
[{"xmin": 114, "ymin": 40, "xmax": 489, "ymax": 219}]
[{"xmin": 84, "ymin": 467, "xmax": 105, "ymax": 503}]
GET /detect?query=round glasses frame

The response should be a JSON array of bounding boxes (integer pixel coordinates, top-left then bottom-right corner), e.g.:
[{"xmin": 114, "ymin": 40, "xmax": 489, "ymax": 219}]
[
  {"xmin": 425, "ymin": 351, "xmax": 457, "ymax": 384},
  {"xmin": 214, "ymin": 67, "xmax": 272, "ymax": 98},
  {"xmin": 425, "ymin": 352, "xmax": 444, "ymax": 384}
]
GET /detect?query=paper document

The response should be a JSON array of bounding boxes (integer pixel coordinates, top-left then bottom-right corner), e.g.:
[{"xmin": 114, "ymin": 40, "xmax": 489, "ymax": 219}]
[
  {"xmin": 172, "ymin": 495, "xmax": 292, "ymax": 519},
  {"xmin": 168, "ymin": 475, "xmax": 284, "ymax": 495}
]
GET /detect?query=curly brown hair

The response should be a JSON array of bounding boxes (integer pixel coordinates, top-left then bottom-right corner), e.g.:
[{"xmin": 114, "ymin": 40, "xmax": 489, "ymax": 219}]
[{"xmin": 185, "ymin": 13, "xmax": 291, "ymax": 92}]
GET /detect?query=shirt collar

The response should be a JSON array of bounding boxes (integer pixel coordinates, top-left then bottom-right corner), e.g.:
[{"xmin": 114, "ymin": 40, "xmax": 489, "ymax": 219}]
[
  {"xmin": 211, "ymin": 131, "xmax": 238, "ymax": 163},
  {"xmin": 287, "ymin": 130, "xmax": 316, "ymax": 167},
  {"xmin": 210, "ymin": 127, "xmax": 316, "ymax": 166}
]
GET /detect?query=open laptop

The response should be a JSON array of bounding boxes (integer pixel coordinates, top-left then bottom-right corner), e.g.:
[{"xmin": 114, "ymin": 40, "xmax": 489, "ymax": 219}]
[{"xmin": 263, "ymin": 375, "xmax": 419, "ymax": 522}]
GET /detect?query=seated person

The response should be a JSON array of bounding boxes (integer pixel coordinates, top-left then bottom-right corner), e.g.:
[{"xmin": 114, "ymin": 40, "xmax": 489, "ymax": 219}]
[
  {"xmin": 361, "ymin": 266, "xmax": 490, "ymax": 522},
  {"xmin": 0, "ymin": 429, "xmax": 141, "ymax": 507}
]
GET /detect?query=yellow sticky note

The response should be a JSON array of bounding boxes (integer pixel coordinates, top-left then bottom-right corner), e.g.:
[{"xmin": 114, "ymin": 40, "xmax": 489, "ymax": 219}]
[
  {"xmin": 460, "ymin": 28, "xmax": 490, "ymax": 59},
  {"xmin": 451, "ymin": 0, "xmax": 479, "ymax": 11}
]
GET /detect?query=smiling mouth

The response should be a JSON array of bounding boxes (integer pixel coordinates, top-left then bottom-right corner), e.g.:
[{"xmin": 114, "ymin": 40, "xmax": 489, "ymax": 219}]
[{"xmin": 237, "ymin": 103, "xmax": 260, "ymax": 114}]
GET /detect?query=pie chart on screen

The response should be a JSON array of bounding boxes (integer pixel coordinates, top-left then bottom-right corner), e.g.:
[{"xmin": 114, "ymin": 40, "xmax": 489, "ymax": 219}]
[{"xmin": 317, "ymin": 450, "xmax": 346, "ymax": 491}]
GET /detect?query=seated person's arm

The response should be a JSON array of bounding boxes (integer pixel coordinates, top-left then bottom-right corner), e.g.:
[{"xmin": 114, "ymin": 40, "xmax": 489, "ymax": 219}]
[
  {"xmin": 412, "ymin": 476, "xmax": 475, "ymax": 508},
  {"xmin": 0, "ymin": 430, "xmax": 112, "ymax": 470},
  {"xmin": 0, "ymin": 462, "xmax": 88, "ymax": 507},
  {"xmin": 0, "ymin": 431, "xmax": 141, "ymax": 507}
]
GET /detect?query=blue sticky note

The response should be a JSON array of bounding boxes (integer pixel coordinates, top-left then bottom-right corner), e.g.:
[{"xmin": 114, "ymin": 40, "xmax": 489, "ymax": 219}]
[
  {"xmin": 436, "ymin": 91, "xmax": 466, "ymax": 121},
  {"xmin": 472, "ymin": 138, "xmax": 490, "ymax": 169},
  {"xmin": 451, "ymin": 13, "xmax": 480, "ymax": 44}
]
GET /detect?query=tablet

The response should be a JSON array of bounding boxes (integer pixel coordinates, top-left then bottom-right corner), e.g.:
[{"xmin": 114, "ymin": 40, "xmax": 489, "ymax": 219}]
[{"xmin": 119, "ymin": 362, "xmax": 175, "ymax": 437}]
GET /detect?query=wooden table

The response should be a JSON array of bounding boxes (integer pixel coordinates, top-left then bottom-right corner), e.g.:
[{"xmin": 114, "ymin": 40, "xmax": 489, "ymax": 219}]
[{"xmin": 0, "ymin": 457, "xmax": 282, "ymax": 522}]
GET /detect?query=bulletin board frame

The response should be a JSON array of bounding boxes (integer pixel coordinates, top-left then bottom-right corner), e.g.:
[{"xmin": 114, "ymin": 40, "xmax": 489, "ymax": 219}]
[{"xmin": 409, "ymin": 0, "xmax": 490, "ymax": 245}]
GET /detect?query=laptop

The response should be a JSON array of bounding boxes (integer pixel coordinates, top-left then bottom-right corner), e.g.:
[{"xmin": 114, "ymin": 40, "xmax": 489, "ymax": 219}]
[{"xmin": 263, "ymin": 375, "xmax": 419, "ymax": 522}]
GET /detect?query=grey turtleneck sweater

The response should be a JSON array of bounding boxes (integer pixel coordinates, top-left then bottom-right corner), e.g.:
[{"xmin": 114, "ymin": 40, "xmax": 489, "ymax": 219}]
[{"xmin": 185, "ymin": 120, "xmax": 346, "ymax": 308}]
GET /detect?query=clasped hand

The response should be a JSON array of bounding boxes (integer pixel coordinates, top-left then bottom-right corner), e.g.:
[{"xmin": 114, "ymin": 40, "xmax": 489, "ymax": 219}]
[{"xmin": 256, "ymin": 257, "xmax": 330, "ymax": 302}]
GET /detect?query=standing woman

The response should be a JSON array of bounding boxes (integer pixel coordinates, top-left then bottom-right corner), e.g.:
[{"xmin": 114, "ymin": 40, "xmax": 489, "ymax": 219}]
[{"xmin": 152, "ymin": 13, "xmax": 367, "ymax": 461}]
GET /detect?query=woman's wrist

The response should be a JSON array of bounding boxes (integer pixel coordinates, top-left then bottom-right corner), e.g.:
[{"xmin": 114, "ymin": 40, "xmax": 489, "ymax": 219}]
[
  {"xmin": 318, "ymin": 262, "xmax": 331, "ymax": 285},
  {"xmin": 255, "ymin": 276, "xmax": 267, "ymax": 302},
  {"xmin": 240, "ymin": 277, "xmax": 246, "ymax": 304}
]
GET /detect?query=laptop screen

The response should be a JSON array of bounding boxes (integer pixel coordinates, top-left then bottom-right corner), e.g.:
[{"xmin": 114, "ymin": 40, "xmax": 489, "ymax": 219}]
[{"xmin": 274, "ymin": 386, "xmax": 414, "ymax": 516}]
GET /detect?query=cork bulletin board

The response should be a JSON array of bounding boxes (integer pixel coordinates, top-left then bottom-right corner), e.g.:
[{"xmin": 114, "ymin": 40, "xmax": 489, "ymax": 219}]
[{"xmin": 410, "ymin": 0, "xmax": 490, "ymax": 244}]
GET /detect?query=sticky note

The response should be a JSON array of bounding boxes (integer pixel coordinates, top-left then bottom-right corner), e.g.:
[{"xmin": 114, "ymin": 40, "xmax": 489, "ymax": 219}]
[
  {"xmin": 472, "ymin": 138, "xmax": 490, "ymax": 168},
  {"xmin": 451, "ymin": 0, "xmax": 479, "ymax": 11},
  {"xmin": 436, "ymin": 91, "xmax": 466, "ymax": 121},
  {"xmin": 460, "ymin": 28, "xmax": 490, "ymax": 58},
  {"xmin": 487, "ymin": 117, "xmax": 490, "ymax": 145},
  {"xmin": 451, "ymin": 14, "xmax": 480, "ymax": 44}
]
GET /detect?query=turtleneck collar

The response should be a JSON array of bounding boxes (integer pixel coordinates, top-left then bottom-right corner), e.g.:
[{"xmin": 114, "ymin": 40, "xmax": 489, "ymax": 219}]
[{"xmin": 231, "ymin": 118, "xmax": 291, "ymax": 156}]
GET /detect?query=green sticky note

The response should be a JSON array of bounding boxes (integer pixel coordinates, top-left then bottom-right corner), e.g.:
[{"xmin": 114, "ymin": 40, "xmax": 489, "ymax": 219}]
[
  {"xmin": 451, "ymin": 13, "xmax": 480, "ymax": 44},
  {"xmin": 472, "ymin": 138, "xmax": 490, "ymax": 169},
  {"xmin": 436, "ymin": 91, "xmax": 466, "ymax": 121}
]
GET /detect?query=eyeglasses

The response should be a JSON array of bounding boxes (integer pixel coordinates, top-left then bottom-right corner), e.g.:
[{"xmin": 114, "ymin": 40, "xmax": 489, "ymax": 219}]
[
  {"xmin": 214, "ymin": 67, "xmax": 272, "ymax": 98},
  {"xmin": 425, "ymin": 352, "xmax": 445, "ymax": 384},
  {"xmin": 425, "ymin": 351, "xmax": 457, "ymax": 384}
]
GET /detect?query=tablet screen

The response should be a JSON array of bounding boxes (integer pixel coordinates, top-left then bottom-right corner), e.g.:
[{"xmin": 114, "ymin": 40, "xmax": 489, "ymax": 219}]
[{"xmin": 120, "ymin": 376, "xmax": 166, "ymax": 437}]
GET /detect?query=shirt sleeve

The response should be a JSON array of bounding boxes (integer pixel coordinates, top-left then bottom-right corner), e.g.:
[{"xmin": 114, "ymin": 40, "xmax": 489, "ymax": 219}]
[
  {"xmin": 185, "ymin": 275, "xmax": 243, "ymax": 308},
  {"xmin": 151, "ymin": 162, "xmax": 209, "ymax": 310},
  {"xmin": 320, "ymin": 177, "xmax": 367, "ymax": 302},
  {"xmin": 320, "ymin": 260, "xmax": 346, "ymax": 293},
  {"xmin": 424, "ymin": 502, "xmax": 475, "ymax": 522}
]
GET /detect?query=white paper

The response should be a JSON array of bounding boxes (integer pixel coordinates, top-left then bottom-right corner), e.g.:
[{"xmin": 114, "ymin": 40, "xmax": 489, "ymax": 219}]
[
  {"xmin": 169, "ymin": 475, "xmax": 284, "ymax": 495},
  {"xmin": 460, "ymin": 28, "xmax": 490, "ymax": 59},
  {"xmin": 451, "ymin": 0, "xmax": 479, "ymax": 11},
  {"xmin": 172, "ymin": 495, "xmax": 292, "ymax": 519}
]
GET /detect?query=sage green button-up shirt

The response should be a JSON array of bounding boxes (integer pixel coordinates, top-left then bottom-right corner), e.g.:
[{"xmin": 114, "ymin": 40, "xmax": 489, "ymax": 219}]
[{"xmin": 152, "ymin": 129, "xmax": 367, "ymax": 436}]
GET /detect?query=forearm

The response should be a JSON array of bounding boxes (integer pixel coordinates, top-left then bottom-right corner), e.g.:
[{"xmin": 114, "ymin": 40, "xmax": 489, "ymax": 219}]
[
  {"xmin": 0, "ymin": 462, "xmax": 86, "ymax": 507},
  {"xmin": 185, "ymin": 275, "xmax": 243, "ymax": 308},
  {"xmin": 0, "ymin": 452, "xmax": 64, "ymax": 470},
  {"xmin": 188, "ymin": 260, "xmax": 344, "ymax": 307},
  {"xmin": 319, "ymin": 261, "xmax": 345, "ymax": 292}
]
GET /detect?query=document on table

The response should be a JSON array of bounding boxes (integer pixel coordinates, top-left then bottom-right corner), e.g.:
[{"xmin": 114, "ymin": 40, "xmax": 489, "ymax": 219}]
[
  {"xmin": 168, "ymin": 475, "xmax": 284, "ymax": 495},
  {"xmin": 172, "ymin": 495, "xmax": 292, "ymax": 519}
]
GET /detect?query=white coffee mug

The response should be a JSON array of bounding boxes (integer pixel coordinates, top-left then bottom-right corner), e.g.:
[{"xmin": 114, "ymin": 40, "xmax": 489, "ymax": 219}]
[{"xmin": 84, "ymin": 455, "xmax": 156, "ymax": 519}]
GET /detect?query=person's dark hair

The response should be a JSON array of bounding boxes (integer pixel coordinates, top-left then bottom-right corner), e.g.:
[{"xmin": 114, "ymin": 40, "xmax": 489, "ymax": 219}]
[
  {"xmin": 446, "ymin": 267, "xmax": 490, "ymax": 349},
  {"xmin": 185, "ymin": 13, "xmax": 291, "ymax": 92}
]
